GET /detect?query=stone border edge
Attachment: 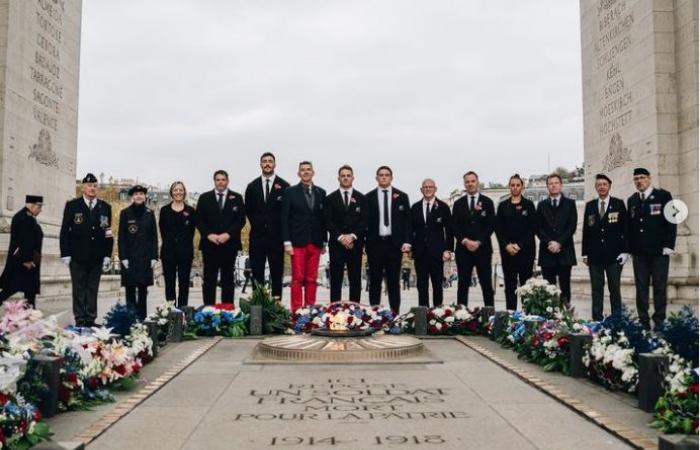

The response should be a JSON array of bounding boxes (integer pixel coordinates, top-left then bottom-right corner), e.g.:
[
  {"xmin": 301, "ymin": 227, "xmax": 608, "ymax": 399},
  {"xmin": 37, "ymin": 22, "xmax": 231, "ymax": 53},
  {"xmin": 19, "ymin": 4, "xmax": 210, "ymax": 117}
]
[
  {"xmin": 71, "ymin": 336, "xmax": 224, "ymax": 445},
  {"xmin": 454, "ymin": 336, "xmax": 657, "ymax": 450}
]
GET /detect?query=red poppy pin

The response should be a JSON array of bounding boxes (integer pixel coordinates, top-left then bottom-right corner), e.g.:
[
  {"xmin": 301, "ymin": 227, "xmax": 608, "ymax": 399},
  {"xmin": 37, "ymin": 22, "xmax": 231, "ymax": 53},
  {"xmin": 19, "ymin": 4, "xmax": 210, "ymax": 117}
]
[
  {"xmin": 350, "ymin": 197, "xmax": 357, "ymax": 204},
  {"xmin": 273, "ymin": 183, "xmax": 282, "ymax": 190},
  {"xmin": 228, "ymin": 194, "xmax": 235, "ymax": 200},
  {"xmin": 183, "ymin": 211, "xmax": 190, "ymax": 217},
  {"xmin": 392, "ymin": 193, "xmax": 399, "ymax": 200},
  {"xmin": 475, "ymin": 202, "xmax": 483, "ymax": 211}
]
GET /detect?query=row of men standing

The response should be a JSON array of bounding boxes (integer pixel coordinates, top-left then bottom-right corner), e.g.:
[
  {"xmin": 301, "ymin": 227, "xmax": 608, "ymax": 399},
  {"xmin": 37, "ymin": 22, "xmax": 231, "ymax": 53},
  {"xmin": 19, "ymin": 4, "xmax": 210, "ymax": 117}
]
[{"xmin": 0, "ymin": 156, "xmax": 677, "ymax": 331}]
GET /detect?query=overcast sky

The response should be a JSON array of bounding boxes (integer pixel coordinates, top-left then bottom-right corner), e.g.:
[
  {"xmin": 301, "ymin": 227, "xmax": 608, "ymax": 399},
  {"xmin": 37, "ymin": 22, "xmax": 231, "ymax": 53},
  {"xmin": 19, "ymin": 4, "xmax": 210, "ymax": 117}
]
[{"xmin": 76, "ymin": 0, "xmax": 583, "ymax": 198}]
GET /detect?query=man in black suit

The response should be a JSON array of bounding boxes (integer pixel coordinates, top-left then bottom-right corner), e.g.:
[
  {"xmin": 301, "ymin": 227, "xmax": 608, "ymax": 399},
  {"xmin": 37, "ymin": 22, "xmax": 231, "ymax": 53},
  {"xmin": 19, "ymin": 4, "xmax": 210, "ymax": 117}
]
[
  {"xmin": 452, "ymin": 171, "xmax": 495, "ymax": 306},
  {"xmin": 282, "ymin": 161, "xmax": 327, "ymax": 312},
  {"xmin": 581, "ymin": 174, "xmax": 628, "ymax": 321},
  {"xmin": 196, "ymin": 170, "xmax": 246, "ymax": 305},
  {"xmin": 244, "ymin": 152, "xmax": 290, "ymax": 299},
  {"xmin": 627, "ymin": 167, "xmax": 677, "ymax": 329},
  {"xmin": 0, "ymin": 195, "xmax": 44, "ymax": 307},
  {"xmin": 366, "ymin": 166, "xmax": 412, "ymax": 313},
  {"xmin": 60, "ymin": 173, "xmax": 114, "ymax": 327},
  {"xmin": 536, "ymin": 173, "xmax": 578, "ymax": 306},
  {"xmin": 411, "ymin": 178, "xmax": 453, "ymax": 307},
  {"xmin": 323, "ymin": 165, "xmax": 368, "ymax": 302}
]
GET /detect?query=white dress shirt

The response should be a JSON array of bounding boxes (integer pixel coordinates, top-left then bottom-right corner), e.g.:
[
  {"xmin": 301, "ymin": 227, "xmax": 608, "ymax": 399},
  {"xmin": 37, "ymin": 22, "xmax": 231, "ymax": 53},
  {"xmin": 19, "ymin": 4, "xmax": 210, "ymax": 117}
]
[
  {"xmin": 423, "ymin": 198, "xmax": 434, "ymax": 222},
  {"xmin": 83, "ymin": 196, "xmax": 96, "ymax": 209},
  {"xmin": 261, "ymin": 175, "xmax": 276, "ymax": 201},
  {"xmin": 378, "ymin": 186, "xmax": 393, "ymax": 236},
  {"xmin": 597, "ymin": 195, "xmax": 609, "ymax": 215},
  {"xmin": 640, "ymin": 186, "xmax": 653, "ymax": 200}
]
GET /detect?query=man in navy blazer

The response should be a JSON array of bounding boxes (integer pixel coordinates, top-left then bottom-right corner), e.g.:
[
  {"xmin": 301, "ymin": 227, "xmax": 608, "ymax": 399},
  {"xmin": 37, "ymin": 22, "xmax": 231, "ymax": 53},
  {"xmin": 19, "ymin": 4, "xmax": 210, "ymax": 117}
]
[
  {"xmin": 365, "ymin": 166, "xmax": 412, "ymax": 313},
  {"xmin": 281, "ymin": 161, "xmax": 327, "ymax": 312}
]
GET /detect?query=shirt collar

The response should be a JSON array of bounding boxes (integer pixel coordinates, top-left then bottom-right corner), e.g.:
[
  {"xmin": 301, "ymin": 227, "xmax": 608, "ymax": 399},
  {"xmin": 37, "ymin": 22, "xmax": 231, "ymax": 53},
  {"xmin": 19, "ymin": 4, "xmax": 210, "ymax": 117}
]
[
  {"xmin": 215, "ymin": 189, "xmax": 227, "ymax": 196},
  {"xmin": 423, "ymin": 197, "xmax": 435, "ymax": 206},
  {"xmin": 83, "ymin": 196, "xmax": 95, "ymax": 207},
  {"xmin": 550, "ymin": 194, "xmax": 562, "ymax": 202},
  {"xmin": 341, "ymin": 187, "xmax": 353, "ymax": 195},
  {"xmin": 262, "ymin": 174, "xmax": 276, "ymax": 183},
  {"xmin": 379, "ymin": 186, "xmax": 392, "ymax": 194},
  {"xmin": 641, "ymin": 186, "xmax": 653, "ymax": 198},
  {"xmin": 598, "ymin": 195, "xmax": 610, "ymax": 203}
]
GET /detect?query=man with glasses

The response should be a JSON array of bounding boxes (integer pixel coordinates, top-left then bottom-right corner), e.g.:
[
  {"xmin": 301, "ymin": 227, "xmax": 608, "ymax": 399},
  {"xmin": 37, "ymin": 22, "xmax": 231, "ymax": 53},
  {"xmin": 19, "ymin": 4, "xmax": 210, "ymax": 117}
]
[
  {"xmin": 627, "ymin": 167, "xmax": 676, "ymax": 329},
  {"xmin": 410, "ymin": 179, "xmax": 453, "ymax": 307}
]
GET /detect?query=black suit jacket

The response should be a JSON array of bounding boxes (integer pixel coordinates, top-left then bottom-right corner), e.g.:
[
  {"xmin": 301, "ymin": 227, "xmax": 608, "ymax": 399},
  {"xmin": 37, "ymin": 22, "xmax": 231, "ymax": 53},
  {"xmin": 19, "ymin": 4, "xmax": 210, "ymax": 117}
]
[
  {"xmin": 323, "ymin": 189, "xmax": 368, "ymax": 249},
  {"xmin": 452, "ymin": 194, "xmax": 495, "ymax": 255},
  {"xmin": 366, "ymin": 187, "xmax": 412, "ymax": 250},
  {"xmin": 536, "ymin": 196, "xmax": 578, "ymax": 267},
  {"xmin": 244, "ymin": 176, "xmax": 290, "ymax": 243},
  {"xmin": 627, "ymin": 188, "xmax": 676, "ymax": 256},
  {"xmin": 281, "ymin": 183, "xmax": 327, "ymax": 247},
  {"xmin": 195, "ymin": 189, "xmax": 246, "ymax": 252},
  {"xmin": 581, "ymin": 197, "xmax": 628, "ymax": 265},
  {"xmin": 410, "ymin": 199, "xmax": 453, "ymax": 259},
  {"xmin": 60, "ymin": 197, "xmax": 114, "ymax": 265}
]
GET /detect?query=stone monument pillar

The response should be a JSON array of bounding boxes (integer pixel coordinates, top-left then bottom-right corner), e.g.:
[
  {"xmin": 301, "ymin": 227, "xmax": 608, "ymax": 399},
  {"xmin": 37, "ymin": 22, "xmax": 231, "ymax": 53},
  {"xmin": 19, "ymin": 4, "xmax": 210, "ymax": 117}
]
[
  {"xmin": 0, "ymin": 1, "xmax": 82, "ymax": 292},
  {"xmin": 580, "ymin": 0, "xmax": 698, "ymax": 303}
]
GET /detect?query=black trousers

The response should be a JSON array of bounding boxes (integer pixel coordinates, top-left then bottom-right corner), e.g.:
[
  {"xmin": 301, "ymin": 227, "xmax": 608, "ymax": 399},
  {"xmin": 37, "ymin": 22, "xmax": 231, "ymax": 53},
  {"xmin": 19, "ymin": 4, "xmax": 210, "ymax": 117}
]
[
  {"xmin": 589, "ymin": 262, "xmax": 622, "ymax": 321},
  {"xmin": 0, "ymin": 288, "xmax": 36, "ymax": 307},
  {"xmin": 541, "ymin": 265, "xmax": 572, "ymax": 304},
  {"xmin": 202, "ymin": 247, "xmax": 237, "ymax": 305},
  {"xmin": 367, "ymin": 239, "xmax": 402, "ymax": 312},
  {"xmin": 414, "ymin": 255, "xmax": 444, "ymax": 307},
  {"xmin": 162, "ymin": 255, "xmax": 192, "ymax": 307},
  {"xmin": 501, "ymin": 251, "xmax": 534, "ymax": 310},
  {"xmin": 632, "ymin": 254, "xmax": 669, "ymax": 329},
  {"xmin": 329, "ymin": 243, "xmax": 363, "ymax": 301},
  {"xmin": 126, "ymin": 285, "xmax": 148, "ymax": 321},
  {"xmin": 70, "ymin": 260, "xmax": 102, "ymax": 326},
  {"xmin": 249, "ymin": 238, "xmax": 285, "ymax": 298},
  {"xmin": 456, "ymin": 250, "xmax": 494, "ymax": 307}
]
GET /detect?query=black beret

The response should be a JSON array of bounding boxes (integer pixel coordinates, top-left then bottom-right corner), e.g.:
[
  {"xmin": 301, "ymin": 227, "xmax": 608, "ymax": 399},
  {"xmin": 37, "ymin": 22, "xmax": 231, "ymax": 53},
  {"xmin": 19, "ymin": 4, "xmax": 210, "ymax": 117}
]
[
  {"xmin": 25, "ymin": 195, "xmax": 43, "ymax": 204},
  {"xmin": 82, "ymin": 173, "xmax": 98, "ymax": 183},
  {"xmin": 595, "ymin": 173, "xmax": 612, "ymax": 184},
  {"xmin": 128, "ymin": 185, "xmax": 147, "ymax": 196},
  {"xmin": 633, "ymin": 168, "xmax": 650, "ymax": 176}
]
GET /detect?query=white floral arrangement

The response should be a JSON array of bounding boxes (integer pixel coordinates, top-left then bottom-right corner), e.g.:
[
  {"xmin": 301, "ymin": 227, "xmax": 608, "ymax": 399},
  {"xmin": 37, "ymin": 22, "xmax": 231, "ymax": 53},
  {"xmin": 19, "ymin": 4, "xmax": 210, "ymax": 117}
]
[{"xmin": 582, "ymin": 329, "xmax": 638, "ymax": 392}]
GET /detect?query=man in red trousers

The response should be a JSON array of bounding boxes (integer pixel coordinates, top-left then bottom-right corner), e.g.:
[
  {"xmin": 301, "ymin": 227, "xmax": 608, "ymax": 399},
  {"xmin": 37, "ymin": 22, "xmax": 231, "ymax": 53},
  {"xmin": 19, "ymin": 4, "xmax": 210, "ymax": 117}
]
[{"xmin": 281, "ymin": 161, "xmax": 327, "ymax": 312}]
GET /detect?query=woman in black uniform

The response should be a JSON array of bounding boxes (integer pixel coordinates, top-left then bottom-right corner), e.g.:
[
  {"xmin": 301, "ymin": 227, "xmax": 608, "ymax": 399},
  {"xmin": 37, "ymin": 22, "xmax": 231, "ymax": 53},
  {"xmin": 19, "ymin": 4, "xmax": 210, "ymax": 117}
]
[
  {"xmin": 119, "ymin": 185, "xmax": 158, "ymax": 320},
  {"xmin": 159, "ymin": 181, "xmax": 196, "ymax": 307},
  {"xmin": 495, "ymin": 174, "xmax": 537, "ymax": 310}
]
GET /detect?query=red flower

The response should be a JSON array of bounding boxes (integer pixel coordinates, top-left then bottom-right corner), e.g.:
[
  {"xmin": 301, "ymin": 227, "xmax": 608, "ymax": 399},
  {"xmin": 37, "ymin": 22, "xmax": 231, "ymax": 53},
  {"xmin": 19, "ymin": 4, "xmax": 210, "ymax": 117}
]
[
  {"xmin": 274, "ymin": 183, "xmax": 282, "ymax": 190},
  {"xmin": 0, "ymin": 393, "xmax": 9, "ymax": 405},
  {"xmin": 58, "ymin": 385, "xmax": 72, "ymax": 404},
  {"xmin": 689, "ymin": 383, "xmax": 699, "ymax": 395},
  {"xmin": 0, "ymin": 426, "xmax": 6, "ymax": 443},
  {"xmin": 115, "ymin": 365, "xmax": 127, "ymax": 376},
  {"xmin": 133, "ymin": 361, "xmax": 142, "ymax": 373},
  {"xmin": 444, "ymin": 309, "xmax": 452, "ymax": 317},
  {"xmin": 214, "ymin": 303, "xmax": 234, "ymax": 311},
  {"xmin": 33, "ymin": 409, "xmax": 42, "ymax": 422},
  {"xmin": 557, "ymin": 336, "xmax": 569, "ymax": 347},
  {"xmin": 67, "ymin": 373, "xmax": 78, "ymax": 384},
  {"xmin": 87, "ymin": 377, "xmax": 99, "ymax": 391}
]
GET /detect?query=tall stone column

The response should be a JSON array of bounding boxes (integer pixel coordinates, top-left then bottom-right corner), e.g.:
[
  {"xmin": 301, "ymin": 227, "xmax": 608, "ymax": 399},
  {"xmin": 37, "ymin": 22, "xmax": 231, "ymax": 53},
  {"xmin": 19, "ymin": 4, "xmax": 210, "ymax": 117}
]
[
  {"xmin": 0, "ymin": 1, "xmax": 81, "ymax": 288},
  {"xmin": 580, "ymin": 0, "xmax": 698, "ymax": 303}
]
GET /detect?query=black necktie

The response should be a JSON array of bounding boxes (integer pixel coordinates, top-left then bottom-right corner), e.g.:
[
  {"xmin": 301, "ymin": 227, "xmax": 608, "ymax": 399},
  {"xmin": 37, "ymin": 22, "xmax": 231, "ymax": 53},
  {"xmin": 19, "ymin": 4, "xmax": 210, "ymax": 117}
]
[
  {"xmin": 425, "ymin": 202, "xmax": 431, "ymax": 223},
  {"xmin": 265, "ymin": 179, "xmax": 270, "ymax": 203},
  {"xmin": 344, "ymin": 191, "xmax": 349, "ymax": 209},
  {"xmin": 382, "ymin": 189, "xmax": 389, "ymax": 227},
  {"xmin": 217, "ymin": 193, "xmax": 224, "ymax": 211},
  {"xmin": 640, "ymin": 192, "xmax": 645, "ymax": 201},
  {"xmin": 552, "ymin": 198, "xmax": 558, "ymax": 208},
  {"xmin": 469, "ymin": 196, "xmax": 475, "ymax": 211}
]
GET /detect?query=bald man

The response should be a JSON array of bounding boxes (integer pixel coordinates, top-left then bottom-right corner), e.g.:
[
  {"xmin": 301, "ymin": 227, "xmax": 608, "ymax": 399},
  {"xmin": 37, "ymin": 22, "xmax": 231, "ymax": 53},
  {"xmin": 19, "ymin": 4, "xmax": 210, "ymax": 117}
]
[{"xmin": 410, "ymin": 179, "xmax": 453, "ymax": 307}]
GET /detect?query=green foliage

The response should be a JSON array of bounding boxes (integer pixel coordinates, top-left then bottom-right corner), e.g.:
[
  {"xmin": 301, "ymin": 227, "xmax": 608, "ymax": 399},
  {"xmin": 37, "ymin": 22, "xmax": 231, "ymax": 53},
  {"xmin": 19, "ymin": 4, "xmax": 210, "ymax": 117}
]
[{"xmin": 239, "ymin": 284, "xmax": 291, "ymax": 334}]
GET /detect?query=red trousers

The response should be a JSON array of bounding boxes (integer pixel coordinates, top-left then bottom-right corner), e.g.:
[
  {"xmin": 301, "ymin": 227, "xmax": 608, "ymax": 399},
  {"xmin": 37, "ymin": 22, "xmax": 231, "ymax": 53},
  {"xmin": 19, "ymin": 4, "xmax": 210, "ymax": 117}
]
[{"xmin": 290, "ymin": 243, "xmax": 322, "ymax": 313}]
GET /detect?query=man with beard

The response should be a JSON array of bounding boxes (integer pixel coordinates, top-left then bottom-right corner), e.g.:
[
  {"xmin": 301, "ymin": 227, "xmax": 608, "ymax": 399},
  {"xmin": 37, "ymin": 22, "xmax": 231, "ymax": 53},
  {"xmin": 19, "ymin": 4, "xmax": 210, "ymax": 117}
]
[{"xmin": 245, "ymin": 152, "xmax": 290, "ymax": 298}]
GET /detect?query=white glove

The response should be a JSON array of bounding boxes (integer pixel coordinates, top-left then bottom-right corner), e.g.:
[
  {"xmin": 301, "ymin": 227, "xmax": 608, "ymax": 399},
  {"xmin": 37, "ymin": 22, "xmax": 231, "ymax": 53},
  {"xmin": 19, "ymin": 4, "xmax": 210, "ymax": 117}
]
[
  {"xmin": 61, "ymin": 256, "xmax": 71, "ymax": 266},
  {"xmin": 102, "ymin": 257, "xmax": 111, "ymax": 271},
  {"xmin": 150, "ymin": 259, "xmax": 157, "ymax": 269},
  {"xmin": 121, "ymin": 260, "xmax": 129, "ymax": 269},
  {"xmin": 662, "ymin": 247, "xmax": 674, "ymax": 256},
  {"xmin": 616, "ymin": 253, "xmax": 629, "ymax": 265}
]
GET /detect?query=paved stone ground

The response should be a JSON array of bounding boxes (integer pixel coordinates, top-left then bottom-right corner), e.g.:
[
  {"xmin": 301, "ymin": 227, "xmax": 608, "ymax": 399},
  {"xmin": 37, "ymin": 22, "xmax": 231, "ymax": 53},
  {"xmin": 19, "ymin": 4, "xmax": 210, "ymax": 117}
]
[{"xmin": 84, "ymin": 339, "xmax": 632, "ymax": 450}]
